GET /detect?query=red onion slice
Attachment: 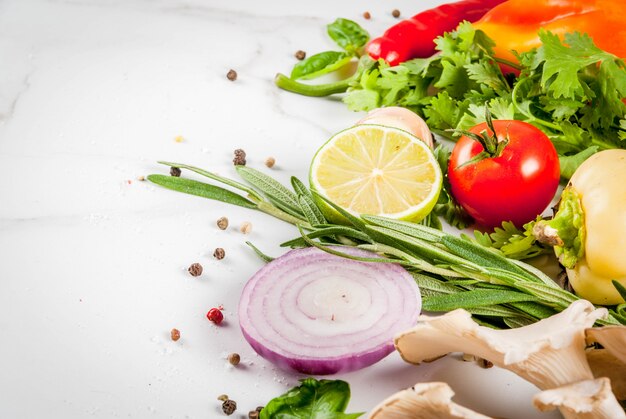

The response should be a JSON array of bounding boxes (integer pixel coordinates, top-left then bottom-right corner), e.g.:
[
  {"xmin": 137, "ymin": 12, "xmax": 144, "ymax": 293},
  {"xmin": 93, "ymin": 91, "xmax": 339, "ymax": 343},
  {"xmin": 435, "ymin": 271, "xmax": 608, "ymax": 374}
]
[{"xmin": 238, "ymin": 246, "xmax": 421, "ymax": 375}]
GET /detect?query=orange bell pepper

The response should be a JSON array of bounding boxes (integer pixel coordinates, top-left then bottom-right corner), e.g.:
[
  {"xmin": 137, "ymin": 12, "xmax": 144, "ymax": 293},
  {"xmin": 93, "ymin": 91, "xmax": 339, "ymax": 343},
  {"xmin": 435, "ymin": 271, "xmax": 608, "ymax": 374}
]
[{"xmin": 474, "ymin": 0, "xmax": 626, "ymax": 64}]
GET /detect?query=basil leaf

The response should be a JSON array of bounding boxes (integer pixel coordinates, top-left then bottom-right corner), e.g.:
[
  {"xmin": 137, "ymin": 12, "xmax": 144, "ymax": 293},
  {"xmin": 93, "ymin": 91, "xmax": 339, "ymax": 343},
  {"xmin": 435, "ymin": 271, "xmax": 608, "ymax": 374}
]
[
  {"xmin": 327, "ymin": 18, "xmax": 369, "ymax": 52},
  {"xmin": 260, "ymin": 378, "xmax": 363, "ymax": 419},
  {"xmin": 291, "ymin": 51, "xmax": 351, "ymax": 80}
]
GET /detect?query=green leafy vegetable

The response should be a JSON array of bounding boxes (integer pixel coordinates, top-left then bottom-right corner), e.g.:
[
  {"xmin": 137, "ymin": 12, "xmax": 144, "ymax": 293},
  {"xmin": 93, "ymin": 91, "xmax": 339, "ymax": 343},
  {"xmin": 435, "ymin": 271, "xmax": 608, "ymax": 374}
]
[
  {"xmin": 286, "ymin": 18, "xmax": 369, "ymax": 82},
  {"xmin": 276, "ymin": 21, "xmax": 626, "ymax": 178},
  {"xmin": 291, "ymin": 51, "xmax": 351, "ymax": 80},
  {"xmin": 327, "ymin": 18, "xmax": 369, "ymax": 53},
  {"xmin": 260, "ymin": 378, "xmax": 363, "ymax": 419}
]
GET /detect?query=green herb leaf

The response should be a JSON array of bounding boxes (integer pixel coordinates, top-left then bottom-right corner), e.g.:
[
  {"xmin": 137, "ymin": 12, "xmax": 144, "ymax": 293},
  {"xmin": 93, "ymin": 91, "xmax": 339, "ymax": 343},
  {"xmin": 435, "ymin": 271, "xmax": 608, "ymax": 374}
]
[
  {"xmin": 245, "ymin": 241, "xmax": 275, "ymax": 263},
  {"xmin": 559, "ymin": 146, "xmax": 598, "ymax": 179},
  {"xmin": 612, "ymin": 280, "xmax": 626, "ymax": 302},
  {"xmin": 147, "ymin": 175, "xmax": 257, "ymax": 209},
  {"xmin": 298, "ymin": 195, "xmax": 326, "ymax": 226},
  {"xmin": 327, "ymin": 18, "xmax": 369, "ymax": 52},
  {"xmin": 236, "ymin": 166, "xmax": 304, "ymax": 219},
  {"xmin": 291, "ymin": 177, "xmax": 312, "ymax": 198},
  {"xmin": 423, "ymin": 289, "xmax": 539, "ymax": 312},
  {"xmin": 291, "ymin": 51, "xmax": 352, "ymax": 81},
  {"xmin": 260, "ymin": 378, "xmax": 362, "ymax": 419}
]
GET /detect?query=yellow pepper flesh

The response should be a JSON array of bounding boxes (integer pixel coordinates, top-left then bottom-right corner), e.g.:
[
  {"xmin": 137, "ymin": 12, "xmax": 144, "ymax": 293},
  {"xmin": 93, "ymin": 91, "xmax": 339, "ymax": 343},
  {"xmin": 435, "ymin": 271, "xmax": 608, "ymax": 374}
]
[{"xmin": 567, "ymin": 150, "xmax": 626, "ymax": 305}]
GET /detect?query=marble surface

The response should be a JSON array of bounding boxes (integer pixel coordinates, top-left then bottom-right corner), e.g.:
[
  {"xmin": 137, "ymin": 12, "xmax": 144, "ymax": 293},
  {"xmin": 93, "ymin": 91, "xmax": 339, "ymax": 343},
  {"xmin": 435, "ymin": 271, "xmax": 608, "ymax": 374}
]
[{"xmin": 0, "ymin": 1, "xmax": 559, "ymax": 418}]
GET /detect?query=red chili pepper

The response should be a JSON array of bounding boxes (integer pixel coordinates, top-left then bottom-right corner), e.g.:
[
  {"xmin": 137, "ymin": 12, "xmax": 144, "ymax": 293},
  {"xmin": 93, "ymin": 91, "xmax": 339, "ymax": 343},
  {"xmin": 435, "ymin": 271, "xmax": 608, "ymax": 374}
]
[{"xmin": 366, "ymin": 0, "xmax": 507, "ymax": 66}]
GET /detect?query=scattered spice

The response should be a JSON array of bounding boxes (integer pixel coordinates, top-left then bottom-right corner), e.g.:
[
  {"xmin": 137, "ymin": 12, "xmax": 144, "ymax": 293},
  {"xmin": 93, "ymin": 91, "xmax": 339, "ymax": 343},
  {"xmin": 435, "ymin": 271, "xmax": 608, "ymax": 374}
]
[
  {"xmin": 294, "ymin": 50, "xmax": 306, "ymax": 60},
  {"xmin": 137, "ymin": 175, "xmax": 146, "ymax": 181},
  {"xmin": 249, "ymin": 408, "xmax": 263, "ymax": 419},
  {"xmin": 228, "ymin": 353, "xmax": 240, "ymax": 366},
  {"xmin": 240, "ymin": 221, "xmax": 252, "ymax": 235},
  {"xmin": 233, "ymin": 149, "xmax": 247, "ymax": 166},
  {"xmin": 363, "ymin": 11, "xmax": 371, "ymax": 20},
  {"xmin": 217, "ymin": 394, "xmax": 229, "ymax": 402},
  {"xmin": 392, "ymin": 9, "xmax": 401, "ymax": 18},
  {"xmin": 170, "ymin": 328, "xmax": 181, "ymax": 341},
  {"xmin": 226, "ymin": 69, "xmax": 237, "ymax": 81},
  {"xmin": 265, "ymin": 157, "xmax": 276, "ymax": 168},
  {"xmin": 188, "ymin": 262, "xmax": 203, "ymax": 277},
  {"xmin": 216, "ymin": 216, "xmax": 229, "ymax": 230},
  {"xmin": 213, "ymin": 247, "xmax": 226, "ymax": 260},
  {"xmin": 207, "ymin": 307, "xmax": 224, "ymax": 325},
  {"xmin": 170, "ymin": 167, "xmax": 182, "ymax": 177},
  {"xmin": 174, "ymin": 135, "xmax": 184, "ymax": 143},
  {"xmin": 222, "ymin": 399, "xmax": 237, "ymax": 415}
]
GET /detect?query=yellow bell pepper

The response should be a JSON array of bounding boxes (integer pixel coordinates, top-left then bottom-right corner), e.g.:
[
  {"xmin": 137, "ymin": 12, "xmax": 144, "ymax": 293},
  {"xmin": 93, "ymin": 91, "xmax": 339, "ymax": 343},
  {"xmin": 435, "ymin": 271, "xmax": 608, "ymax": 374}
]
[{"xmin": 474, "ymin": 0, "xmax": 626, "ymax": 64}]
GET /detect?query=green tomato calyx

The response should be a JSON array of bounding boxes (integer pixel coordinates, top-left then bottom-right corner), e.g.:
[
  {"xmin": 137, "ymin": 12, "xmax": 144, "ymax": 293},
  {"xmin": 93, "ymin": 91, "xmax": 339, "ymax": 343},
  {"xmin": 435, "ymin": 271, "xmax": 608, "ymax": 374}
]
[
  {"xmin": 533, "ymin": 187, "xmax": 585, "ymax": 269},
  {"xmin": 451, "ymin": 108, "xmax": 509, "ymax": 169}
]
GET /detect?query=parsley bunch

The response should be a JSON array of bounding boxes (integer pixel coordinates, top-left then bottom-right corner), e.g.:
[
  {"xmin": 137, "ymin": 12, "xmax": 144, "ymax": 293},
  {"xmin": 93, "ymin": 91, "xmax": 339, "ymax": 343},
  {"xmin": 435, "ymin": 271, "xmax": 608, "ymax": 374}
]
[{"xmin": 276, "ymin": 22, "xmax": 626, "ymax": 178}]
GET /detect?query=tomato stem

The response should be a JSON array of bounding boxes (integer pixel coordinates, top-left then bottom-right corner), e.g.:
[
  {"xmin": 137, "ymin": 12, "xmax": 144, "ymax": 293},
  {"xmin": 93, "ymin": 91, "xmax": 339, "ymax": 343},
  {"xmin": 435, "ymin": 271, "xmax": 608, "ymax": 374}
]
[{"xmin": 452, "ymin": 108, "xmax": 509, "ymax": 169}]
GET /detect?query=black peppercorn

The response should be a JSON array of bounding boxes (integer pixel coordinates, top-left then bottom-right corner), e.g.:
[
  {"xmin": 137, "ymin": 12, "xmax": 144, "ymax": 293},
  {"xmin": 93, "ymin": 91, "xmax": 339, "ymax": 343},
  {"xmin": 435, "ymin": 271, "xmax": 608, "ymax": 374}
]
[
  {"xmin": 214, "ymin": 248, "xmax": 225, "ymax": 260},
  {"xmin": 222, "ymin": 399, "xmax": 237, "ymax": 415},
  {"xmin": 170, "ymin": 167, "xmax": 181, "ymax": 177},
  {"xmin": 233, "ymin": 149, "xmax": 246, "ymax": 166}
]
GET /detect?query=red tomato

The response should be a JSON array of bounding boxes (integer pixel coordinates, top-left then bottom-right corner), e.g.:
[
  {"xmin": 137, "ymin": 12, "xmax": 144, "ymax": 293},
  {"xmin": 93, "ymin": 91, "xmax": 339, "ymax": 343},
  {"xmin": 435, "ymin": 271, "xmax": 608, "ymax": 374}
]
[{"xmin": 448, "ymin": 120, "xmax": 560, "ymax": 228}]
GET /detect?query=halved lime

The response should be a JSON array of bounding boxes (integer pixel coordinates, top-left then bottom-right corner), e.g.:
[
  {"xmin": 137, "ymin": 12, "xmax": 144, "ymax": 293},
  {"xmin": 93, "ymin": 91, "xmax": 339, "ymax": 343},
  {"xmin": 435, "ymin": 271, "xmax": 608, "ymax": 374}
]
[{"xmin": 310, "ymin": 124, "xmax": 442, "ymax": 223}]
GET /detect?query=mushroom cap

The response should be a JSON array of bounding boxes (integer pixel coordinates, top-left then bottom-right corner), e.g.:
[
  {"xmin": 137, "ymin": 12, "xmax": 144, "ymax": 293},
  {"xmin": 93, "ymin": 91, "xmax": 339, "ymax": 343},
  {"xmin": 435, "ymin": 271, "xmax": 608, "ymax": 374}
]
[
  {"xmin": 533, "ymin": 378, "xmax": 625, "ymax": 419},
  {"xmin": 394, "ymin": 300, "xmax": 607, "ymax": 390},
  {"xmin": 369, "ymin": 382, "xmax": 492, "ymax": 419},
  {"xmin": 586, "ymin": 325, "xmax": 626, "ymax": 365}
]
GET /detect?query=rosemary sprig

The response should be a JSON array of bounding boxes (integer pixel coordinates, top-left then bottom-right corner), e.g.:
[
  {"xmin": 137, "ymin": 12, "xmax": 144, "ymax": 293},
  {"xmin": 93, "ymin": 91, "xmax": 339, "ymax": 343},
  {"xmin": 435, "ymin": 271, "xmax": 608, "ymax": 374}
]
[{"xmin": 148, "ymin": 163, "xmax": 624, "ymax": 328}]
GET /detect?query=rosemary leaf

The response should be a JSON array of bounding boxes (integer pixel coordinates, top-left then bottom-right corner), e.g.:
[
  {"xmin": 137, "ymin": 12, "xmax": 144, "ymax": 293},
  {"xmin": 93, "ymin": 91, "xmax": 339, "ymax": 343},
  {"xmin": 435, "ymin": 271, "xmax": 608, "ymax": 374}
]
[
  {"xmin": 313, "ymin": 192, "xmax": 366, "ymax": 230},
  {"xmin": 362, "ymin": 215, "xmax": 444, "ymax": 242},
  {"xmin": 236, "ymin": 166, "xmax": 303, "ymax": 218},
  {"xmin": 364, "ymin": 225, "xmax": 483, "ymax": 272},
  {"xmin": 281, "ymin": 226, "xmax": 371, "ymax": 248},
  {"xmin": 411, "ymin": 272, "xmax": 460, "ymax": 295},
  {"xmin": 147, "ymin": 175, "xmax": 257, "ymax": 209},
  {"xmin": 503, "ymin": 316, "xmax": 537, "ymax": 328},
  {"xmin": 441, "ymin": 235, "xmax": 532, "ymax": 280},
  {"xmin": 245, "ymin": 241, "xmax": 275, "ymax": 263},
  {"xmin": 157, "ymin": 161, "xmax": 263, "ymax": 201},
  {"xmin": 422, "ymin": 289, "xmax": 539, "ymax": 312},
  {"xmin": 298, "ymin": 195, "xmax": 326, "ymax": 226},
  {"xmin": 291, "ymin": 177, "xmax": 312, "ymax": 198},
  {"xmin": 508, "ymin": 301, "xmax": 557, "ymax": 320}
]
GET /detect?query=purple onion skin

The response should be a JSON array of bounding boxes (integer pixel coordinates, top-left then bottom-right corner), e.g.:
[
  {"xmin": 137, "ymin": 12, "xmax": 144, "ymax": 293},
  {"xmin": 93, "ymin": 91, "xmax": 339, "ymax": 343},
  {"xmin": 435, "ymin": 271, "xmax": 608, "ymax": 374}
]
[
  {"xmin": 241, "ymin": 327, "xmax": 395, "ymax": 375},
  {"xmin": 238, "ymin": 246, "xmax": 421, "ymax": 375}
]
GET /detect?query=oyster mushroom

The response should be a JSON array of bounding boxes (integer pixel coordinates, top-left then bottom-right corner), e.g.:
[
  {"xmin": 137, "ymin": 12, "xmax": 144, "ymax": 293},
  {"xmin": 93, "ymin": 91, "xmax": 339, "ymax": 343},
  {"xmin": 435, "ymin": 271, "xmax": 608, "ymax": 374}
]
[
  {"xmin": 533, "ymin": 378, "xmax": 625, "ymax": 419},
  {"xmin": 586, "ymin": 349, "xmax": 626, "ymax": 401},
  {"xmin": 394, "ymin": 300, "xmax": 607, "ymax": 391},
  {"xmin": 369, "ymin": 382, "xmax": 492, "ymax": 419},
  {"xmin": 586, "ymin": 325, "xmax": 626, "ymax": 364}
]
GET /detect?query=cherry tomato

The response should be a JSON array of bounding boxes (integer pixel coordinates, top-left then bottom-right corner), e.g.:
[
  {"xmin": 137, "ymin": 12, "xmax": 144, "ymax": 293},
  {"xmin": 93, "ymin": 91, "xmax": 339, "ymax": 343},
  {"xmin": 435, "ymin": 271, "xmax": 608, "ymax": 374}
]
[{"xmin": 448, "ymin": 119, "xmax": 560, "ymax": 228}]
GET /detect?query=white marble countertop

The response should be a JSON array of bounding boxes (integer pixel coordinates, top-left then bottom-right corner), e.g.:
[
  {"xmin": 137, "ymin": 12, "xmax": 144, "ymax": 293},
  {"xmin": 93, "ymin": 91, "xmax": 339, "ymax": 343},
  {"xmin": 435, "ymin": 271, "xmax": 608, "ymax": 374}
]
[{"xmin": 0, "ymin": 1, "xmax": 558, "ymax": 418}]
